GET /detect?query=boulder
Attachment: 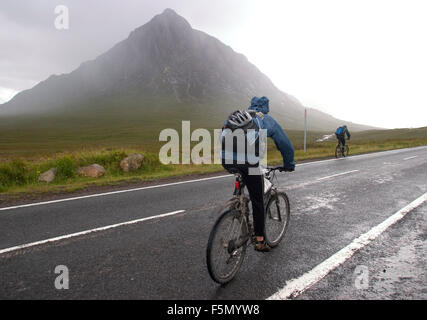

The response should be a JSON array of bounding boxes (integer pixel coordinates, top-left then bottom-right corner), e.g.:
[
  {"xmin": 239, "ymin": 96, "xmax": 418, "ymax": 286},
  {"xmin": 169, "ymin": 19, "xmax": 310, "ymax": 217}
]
[
  {"xmin": 120, "ymin": 153, "xmax": 144, "ymax": 172},
  {"xmin": 77, "ymin": 164, "xmax": 105, "ymax": 178},
  {"xmin": 38, "ymin": 168, "xmax": 57, "ymax": 183}
]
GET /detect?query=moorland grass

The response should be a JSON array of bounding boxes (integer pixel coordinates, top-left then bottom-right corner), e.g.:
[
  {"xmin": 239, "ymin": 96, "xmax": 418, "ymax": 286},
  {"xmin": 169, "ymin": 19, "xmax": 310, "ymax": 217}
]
[{"xmin": 1, "ymin": 135, "xmax": 426, "ymax": 195}]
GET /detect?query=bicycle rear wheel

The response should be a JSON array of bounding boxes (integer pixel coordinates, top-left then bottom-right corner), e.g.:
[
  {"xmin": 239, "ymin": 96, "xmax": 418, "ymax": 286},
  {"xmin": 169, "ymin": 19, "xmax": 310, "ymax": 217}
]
[
  {"xmin": 206, "ymin": 209, "xmax": 248, "ymax": 284},
  {"xmin": 264, "ymin": 192, "xmax": 290, "ymax": 247}
]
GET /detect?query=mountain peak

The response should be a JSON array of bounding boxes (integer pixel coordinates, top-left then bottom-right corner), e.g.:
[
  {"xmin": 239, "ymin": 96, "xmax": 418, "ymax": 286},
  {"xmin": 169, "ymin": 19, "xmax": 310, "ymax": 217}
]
[
  {"xmin": 161, "ymin": 8, "xmax": 179, "ymax": 16},
  {"xmin": 148, "ymin": 8, "xmax": 192, "ymax": 30},
  {"xmin": 125, "ymin": 8, "xmax": 193, "ymax": 49},
  {"xmin": 0, "ymin": 9, "xmax": 373, "ymax": 131}
]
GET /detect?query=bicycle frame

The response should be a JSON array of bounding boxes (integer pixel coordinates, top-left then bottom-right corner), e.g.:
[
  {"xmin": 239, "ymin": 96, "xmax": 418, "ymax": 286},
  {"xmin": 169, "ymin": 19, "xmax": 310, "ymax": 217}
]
[
  {"xmin": 206, "ymin": 166, "xmax": 289, "ymax": 284},
  {"xmin": 229, "ymin": 174, "xmax": 253, "ymax": 248},
  {"xmin": 336, "ymin": 139, "xmax": 349, "ymax": 158},
  {"xmin": 228, "ymin": 168, "xmax": 281, "ymax": 249}
]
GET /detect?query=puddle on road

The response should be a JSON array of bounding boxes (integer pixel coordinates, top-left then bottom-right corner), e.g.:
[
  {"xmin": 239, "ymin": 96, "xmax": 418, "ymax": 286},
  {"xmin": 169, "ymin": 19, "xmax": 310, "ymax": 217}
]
[
  {"xmin": 352, "ymin": 205, "xmax": 426, "ymax": 299},
  {"xmin": 368, "ymin": 229, "xmax": 426, "ymax": 299},
  {"xmin": 372, "ymin": 175, "xmax": 394, "ymax": 185},
  {"xmin": 295, "ymin": 204, "xmax": 427, "ymax": 300},
  {"xmin": 297, "ymin": 192, "xmax": 341, "ymax": 215}
]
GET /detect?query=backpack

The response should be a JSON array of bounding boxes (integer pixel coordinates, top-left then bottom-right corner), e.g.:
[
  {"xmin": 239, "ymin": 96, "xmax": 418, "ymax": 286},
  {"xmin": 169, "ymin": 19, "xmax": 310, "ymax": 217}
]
[
  {"xmin": 221, "ymin": 111, "xmax": 261, "ymax": 166},
  {"xmin": 335, "ymin": 127, "xmax": 344, "ymax": 135}
]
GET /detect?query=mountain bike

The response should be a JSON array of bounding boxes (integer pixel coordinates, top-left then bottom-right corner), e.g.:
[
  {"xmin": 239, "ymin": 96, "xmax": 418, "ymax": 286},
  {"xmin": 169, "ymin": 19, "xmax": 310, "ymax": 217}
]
[
  {"xmin": 206, "ymin": 166, "xmax": 290, "ymax": 284},
  {"xmin": 335, "ymin": 140, "xmax": 349, "ymax": 158}
]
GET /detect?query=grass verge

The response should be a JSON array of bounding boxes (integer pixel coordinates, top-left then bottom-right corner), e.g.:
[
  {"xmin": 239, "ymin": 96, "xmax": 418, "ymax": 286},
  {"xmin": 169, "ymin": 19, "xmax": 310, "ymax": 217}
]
[{"xmin": 0, "ymin": 137, "xmax": 426, "ymax": 197}]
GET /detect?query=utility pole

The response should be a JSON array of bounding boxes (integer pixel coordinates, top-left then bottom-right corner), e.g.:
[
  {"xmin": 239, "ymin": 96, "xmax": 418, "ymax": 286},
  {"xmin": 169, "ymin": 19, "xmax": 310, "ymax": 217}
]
[{"xmin": 304, "ymin": 108, "xmax": 307, "ymax": 153}]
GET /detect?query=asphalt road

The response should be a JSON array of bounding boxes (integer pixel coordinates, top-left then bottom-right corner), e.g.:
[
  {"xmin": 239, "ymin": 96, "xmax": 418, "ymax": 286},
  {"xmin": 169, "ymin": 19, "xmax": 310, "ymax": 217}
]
[{"xmin": 0, "ymin": 146, "xmax": 426, "ymax": 299}]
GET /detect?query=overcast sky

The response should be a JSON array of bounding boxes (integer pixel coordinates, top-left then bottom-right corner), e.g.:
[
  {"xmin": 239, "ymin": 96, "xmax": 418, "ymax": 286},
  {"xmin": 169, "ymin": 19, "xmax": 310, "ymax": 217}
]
[{"xmin": 1, "ymin": 0, "xmax": 426, "ymax": 128}]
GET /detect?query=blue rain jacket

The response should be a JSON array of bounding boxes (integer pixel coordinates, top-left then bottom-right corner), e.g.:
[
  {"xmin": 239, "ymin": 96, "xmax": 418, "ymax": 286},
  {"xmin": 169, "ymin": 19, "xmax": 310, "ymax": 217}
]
[{"xmin": 221, "ymin": 96, "xmax": 295, "ymax": 170}]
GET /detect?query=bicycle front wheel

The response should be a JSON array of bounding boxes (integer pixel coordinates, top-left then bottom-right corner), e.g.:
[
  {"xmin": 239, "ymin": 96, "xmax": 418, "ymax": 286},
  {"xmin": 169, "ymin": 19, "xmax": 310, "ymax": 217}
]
[
  {"xmin": 344, "ymin": 145, "xmax": 349, "ymax": 157},
  {"xmin": 206, "ymin": 209, "xmax": 248, "ymax": 284},
  {"xmin": 335, "ymin": 145, "xmax": 341, "ymax": 158},
  {"xmin": 264, "ymin": 192, "xmax": 290, "ymax": 248}
]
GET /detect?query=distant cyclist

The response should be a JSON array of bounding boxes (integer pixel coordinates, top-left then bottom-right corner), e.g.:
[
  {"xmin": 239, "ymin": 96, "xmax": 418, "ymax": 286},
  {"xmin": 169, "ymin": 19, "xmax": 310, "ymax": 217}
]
[
  {"xmin": 335, "ymin": 125, "xmax": 351, "ymax": 153},
  {"xmin": 221, "ymin": 96, "xmax": 295, "ymax": 252}
]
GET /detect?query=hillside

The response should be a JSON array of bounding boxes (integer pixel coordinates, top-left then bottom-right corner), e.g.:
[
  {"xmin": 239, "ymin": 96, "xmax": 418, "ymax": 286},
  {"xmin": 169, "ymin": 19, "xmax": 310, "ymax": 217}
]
[{"xmin": 0, "ymin": 8, "xmax": 376, "ymax": 156}]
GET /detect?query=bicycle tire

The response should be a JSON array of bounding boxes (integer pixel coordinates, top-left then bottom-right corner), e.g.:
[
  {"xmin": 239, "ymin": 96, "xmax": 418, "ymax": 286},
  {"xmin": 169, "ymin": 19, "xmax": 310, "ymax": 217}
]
[
  {"xmin": 206, "ymin": 209, "xmax": 248, "ymax": 284},
  {"xmin": 335, "ymin": 145, "xmax": 341, "ymax": 158},
  {"xmin": 344, "ymin": 145, "xmax": 349, "ymax": 157},
  {"xmin": 264, "ymin": 192, "xmax": 290, "ymax": 247}
]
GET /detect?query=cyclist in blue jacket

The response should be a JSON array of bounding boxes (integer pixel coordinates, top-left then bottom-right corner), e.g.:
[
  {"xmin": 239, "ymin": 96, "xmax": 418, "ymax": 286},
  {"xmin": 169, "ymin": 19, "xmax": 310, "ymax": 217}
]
[
  {"xmin": 335, "ymin": 125, "xmax": 351, "ymax": 153},
  {"xmin": 221, "ymin": 96, "xmax": 295, "ymax": 252}
]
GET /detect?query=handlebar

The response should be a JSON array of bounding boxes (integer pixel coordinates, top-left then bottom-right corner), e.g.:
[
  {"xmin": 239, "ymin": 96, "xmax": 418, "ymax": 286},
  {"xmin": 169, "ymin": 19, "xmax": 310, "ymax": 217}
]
[{"xmin": 266, "ymin": 165, "xmax": 295, "ymax": 174}]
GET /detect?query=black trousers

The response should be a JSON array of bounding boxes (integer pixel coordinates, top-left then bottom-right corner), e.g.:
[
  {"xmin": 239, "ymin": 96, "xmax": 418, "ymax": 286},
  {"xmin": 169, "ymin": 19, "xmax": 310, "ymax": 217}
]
[
  {"xmin": 336, "ymin": 134, "xmax": 346, "ymax": 146},
  {"xmin": 222, "ymin": 164, "xmax": 265, "ymax": 237}
]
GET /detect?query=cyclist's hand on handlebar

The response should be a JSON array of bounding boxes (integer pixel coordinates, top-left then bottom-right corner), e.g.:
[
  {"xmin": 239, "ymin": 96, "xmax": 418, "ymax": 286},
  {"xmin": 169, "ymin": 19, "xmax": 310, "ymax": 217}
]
[{"xmin": 280, "ymin": 166, "xmax": 295, "ymax": 172}]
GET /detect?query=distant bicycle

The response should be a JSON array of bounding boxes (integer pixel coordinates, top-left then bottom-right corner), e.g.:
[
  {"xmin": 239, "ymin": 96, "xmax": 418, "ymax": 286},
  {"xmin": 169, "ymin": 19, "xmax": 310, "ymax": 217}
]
[
  {"xmin": 335, "ymin": 140, "xmax": 349, "ymax": 158},
  {"xmin": 335, "ymin": 125, "xmax": 350, "ymax": 158},
  {"xmin": 206, "ymin": 166, "xmax": 290, "ymax": 284}
]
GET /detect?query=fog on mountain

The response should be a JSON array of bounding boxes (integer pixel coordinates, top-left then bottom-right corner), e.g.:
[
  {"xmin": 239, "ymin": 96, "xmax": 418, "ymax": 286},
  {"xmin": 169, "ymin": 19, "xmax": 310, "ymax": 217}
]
[{"xmin": 0, "ymin": 8, "xmax": 372, "ymax": 131}]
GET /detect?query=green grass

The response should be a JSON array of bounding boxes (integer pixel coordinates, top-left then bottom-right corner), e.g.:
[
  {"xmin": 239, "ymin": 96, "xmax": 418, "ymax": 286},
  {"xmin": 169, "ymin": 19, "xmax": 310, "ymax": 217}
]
[
  {"xmin": 269, "ymin": 138, "xmax": 427, "ymax": 164},
  {"xmin": 0, "ymin": 148, "xmax": 224, "ymax": 195},
  {"xmin": 0, "ymin": 122, "xmax": 426, "ymax": 196},
  {"xmin": 0, "ymin": 97, "xmax": 237, "ymax": 157}
]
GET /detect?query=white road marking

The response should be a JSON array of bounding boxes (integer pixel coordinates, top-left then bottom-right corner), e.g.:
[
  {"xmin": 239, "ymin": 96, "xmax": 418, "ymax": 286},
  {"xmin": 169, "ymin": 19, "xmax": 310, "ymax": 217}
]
[
  {"xmin": 316, "ymin": 170, "xmax": 359, "ymax": 181},
  {"xmin": 297, "ymin": 146, "xmax": 426, "ymax": 167},
  {"xmin": 0, "ymin": 209, "xmax": 185, "ymax": 255},
  {"xmin": 0, "ymin": 169, "xmax": 359, "ymax": 254},
  {"xmin": 0, "ymin": 169, "xmax": 359, "ymax": 211},
  {"xmin": 267, "ymin": 192, "xmax": 427, "ymax": 300},
  {"xmin": 403, "ymin": 156, "xmax": 418, "ymax": 161},
  {"xmin": 0, "ymin": 175, "xmax": 231, "ymax": 212},
  {"xmin": 0, "ymin": 146, "xmax": 425, "ymax": 212},
  {"xmin": 284, "ymin": 170, "xmax": 360, "ymax": 190}
]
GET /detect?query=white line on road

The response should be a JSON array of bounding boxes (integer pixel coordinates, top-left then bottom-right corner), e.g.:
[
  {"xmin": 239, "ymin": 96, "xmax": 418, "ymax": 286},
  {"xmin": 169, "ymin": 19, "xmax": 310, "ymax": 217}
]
[
  {"xmin": 0, "ymin": 209, "xmax": 185, "ymax": 255},
  {"xmin": 316, "ymin": 170, "xmax": 359, "ymax": 181},
  {"xmin": 297, "ymin": 146, "xmax": 426, "ymax": 167},
  {"xmin": 0, "ymin": 169, "xmax": 360, "ymax": 255},
  {"xmin": 0, "ymin": 146, "xmax": 425, "ymax": 212},
  {"xmin": 0, "ymin": 175, "xmax": 231, "ymax": 212},
  {"xmin": 283, "ymin": 170, "xmax": 360, "ymax": 190},
  {"xmin": 267, "ymin": 192, "xmax": 427, "ymax": 300},
  {"xmin": 403, "ymin": 156, "xmax": 418, "ymax": 161}
]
